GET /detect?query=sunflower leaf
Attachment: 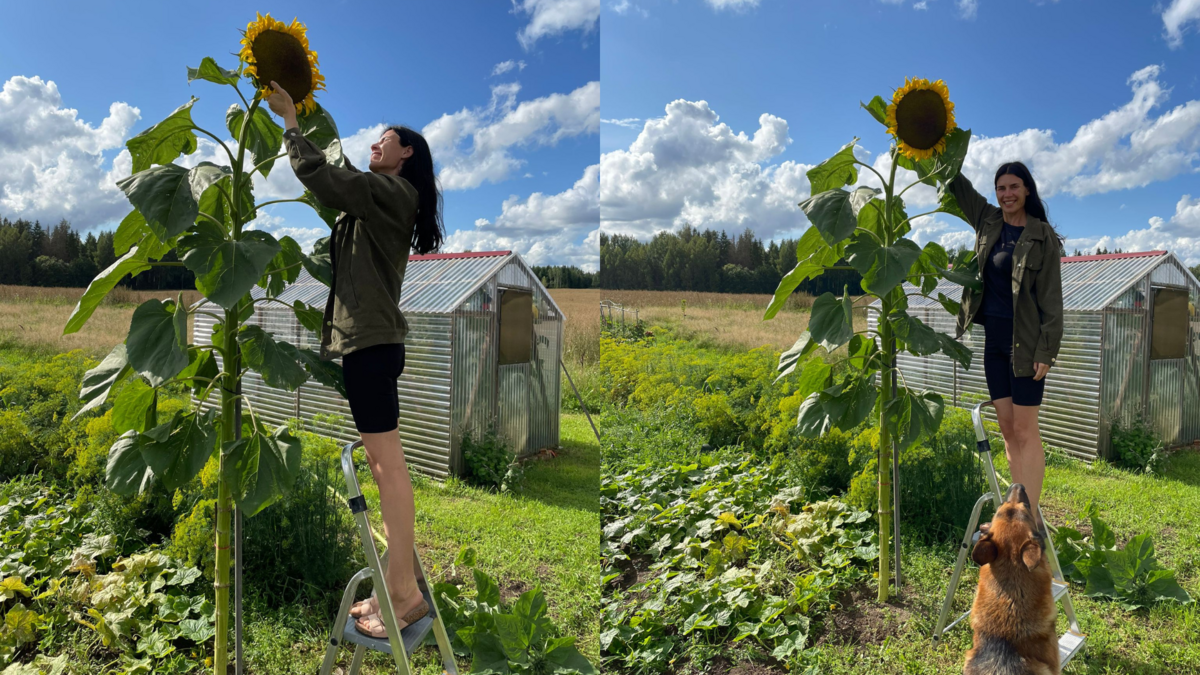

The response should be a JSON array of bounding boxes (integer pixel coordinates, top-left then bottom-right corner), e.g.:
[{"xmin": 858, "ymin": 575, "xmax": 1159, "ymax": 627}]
[
  {"xmin": 117, "ymin": 163, "xmax": 200, "ymax": 242},
  {"xmin": 800, "ymin": 189, "xmax": 857, "ymax": 247},
  {"xmin": 74, "ymin": 343, "xmax": 135, "ymax": 421},
  {"xmin": 187, "ymin": 57, "xmax": 239, "ymax": 86},
  {"xmin": 139, "ymin": 408, "xmax": 219, "ymax": 492},
  {"xmin": 227, "ymin": 104, "xmax": 284, "ymax": 177},
  {"xmin": 126, "ymin": 299, "xmax": 191, "ymax": 387},
  {"xmin": 299, "ymin": 189, "xmax": 343, "ymax": 229},
  {"xmin": 808, "ymin": 288, "xmax": 855, "ymax": 353},
  {"xmin": 221, "ymin": 422, "xmax": 303, "ymax": 517},
  {"xmin": 237, "ymin": 325, "xmax": 309, "ymax": 392},
  {"xmin": 301, "ymin": 235, "xmax": 333, "ymax": 287},
  {"xmin": 296, "ymin": 103, "xmax": 344, "ymax": 168},
  {"xmin": 125, "ymin": 97, "xmax": 199, "ymax": 174},
  {"xmin": 862, "ymin": 96, "xmax": 888, "ymax": 126},
  {"xmin": 64, "ymin": 246, "xmax": 153, "ymax": 335},
  {"xmin": 105, "ymin": 431, "xmax": 157, "ymax": 497},
  {"xmin": 257, "ymin": 236, "xmax": 305, "ymax": 297},
  {"xmin": 806, "ymin": 139, "xmax": 859, "ymax": 195},
  {"xmin": 292, "ymin": 301, "xmax": 324, "ymax": 333},
  {"xmin": 177, "ymin": 222, "xmax": 282, "ymax": 309},
  {"xmin": 187, "ymin": 162, "xmax": 233, "ymax": 203},
  {"xmin": 294, "ymin": 348, "xmax": 347, "ymax": 399},
  {"xmin": 862, "ymin": 239, "xmax": 923, "ymax": 297}
]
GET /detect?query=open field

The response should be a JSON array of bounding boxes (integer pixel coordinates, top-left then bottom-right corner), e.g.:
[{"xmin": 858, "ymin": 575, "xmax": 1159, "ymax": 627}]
[
  {"xmin": 598, "ymin": 288, "xmax": 871, "ymax": 353},
  {"xmin": 548, "ymin": 287, "xmax": 603, "ymax": 366}
]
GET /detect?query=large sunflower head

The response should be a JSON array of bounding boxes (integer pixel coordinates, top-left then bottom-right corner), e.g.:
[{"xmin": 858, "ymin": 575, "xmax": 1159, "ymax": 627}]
[
  {"xmin": 886, "ymin": 77, "xmax": 956, "ymax": 161},
  {"xmin": 239, "ymin": 12, "xmax": 326, "ymax": 115}
]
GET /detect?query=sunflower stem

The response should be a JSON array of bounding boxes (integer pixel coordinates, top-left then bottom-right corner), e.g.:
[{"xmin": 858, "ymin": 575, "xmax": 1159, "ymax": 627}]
[
  {"xmin": 895, "ymin": 209, "xmax": 942, "ymax": 232},
  {"xmin": 251, "ymin": 152, "xmax": 288, "ymax": 177},
  {"xmin": 232, "ymin": 83, "xmax": 251, "ymax": 111},
  {"xmin": 253, "ymin": 198, "xmax": 307, "ymax": 210},
  {"xmin": 852, "ymin": 160, "xmax": 889, "ymax": 189},
  {"xmin": 197, "ymin": 211, "xmax": 224, "ymax": 228},
  {"xmin": 186, "ymin": 125, "xmax": 238, "ymax": 169}
]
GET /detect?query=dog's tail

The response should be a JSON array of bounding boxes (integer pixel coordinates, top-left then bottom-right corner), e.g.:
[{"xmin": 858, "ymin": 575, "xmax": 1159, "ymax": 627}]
[{"xmin": 964, "ymin": 636, "xmax": 1035, "ymax": 675}]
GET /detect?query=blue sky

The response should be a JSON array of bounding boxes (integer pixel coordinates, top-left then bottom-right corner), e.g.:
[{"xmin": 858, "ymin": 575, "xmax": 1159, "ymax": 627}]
[
  {"xmin": 600, "ymin": 0, "xmax": 1200, "ymax": 265},
  {"xmin": 0, "ymin": 0, "xmax": 600, "ymax": 270}
]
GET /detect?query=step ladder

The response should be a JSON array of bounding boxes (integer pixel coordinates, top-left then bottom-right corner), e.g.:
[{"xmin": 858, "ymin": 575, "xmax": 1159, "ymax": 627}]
[
  {"xmin": 319, "ymin": 440, "xmax": 460, "ymax": 675},
  {"xmin": 931, "ymin": 400, "xmax": 1086, "ymax": 668}
]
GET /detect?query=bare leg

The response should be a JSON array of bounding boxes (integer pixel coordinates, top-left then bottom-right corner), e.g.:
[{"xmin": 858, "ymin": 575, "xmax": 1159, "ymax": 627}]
[
  {"xmin": 1010, "ymin": 404, "xmax": 1046, "ymax": 531},
  {"xmin": 350, "ymin": 426, "xmax": 425, "ymax": 632}
]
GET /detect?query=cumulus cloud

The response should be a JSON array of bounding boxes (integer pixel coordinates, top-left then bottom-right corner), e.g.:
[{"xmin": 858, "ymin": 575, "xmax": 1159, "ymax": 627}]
[
  {"xmin": 1062, "ymin": 194, "xmax": 1200, "ymax": 266},
  {"xmin": 0, "ymin": 76, "xmax": 140, "ymax": 229},
  {"xmin": 600, "ymin": 99, "xmax": 810, "ymax": 241},
  {"xmin": 512, "ymin": 0, "xmax": 600, "ymax": 50},
  {"xmin": 444, "ymin": 164, "xmax": 599, "ymax": 271},
  {"xmin": 1163, "ymin": 0, "xmax": 1200, "ymax": 48},
  {"xmin": 706, "ymin": 0, "xmax": 760, "ymax": 10},
  {"xmin": 492, "ymin": 60, "xmax": 527, "ymax": 76},
  {"xmin": 424, "ymin": 80, "xmax": 599, "ymax": 190}
]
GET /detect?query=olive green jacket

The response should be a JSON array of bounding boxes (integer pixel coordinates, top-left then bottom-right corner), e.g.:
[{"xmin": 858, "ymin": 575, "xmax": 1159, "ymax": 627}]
[
  {"xmin": 947, "ymin": 173, "xmax": 1064, "ymax": 377},
  {"xmin": 282, "ymin": 127, "xmax": 419, "ymax": 361}
]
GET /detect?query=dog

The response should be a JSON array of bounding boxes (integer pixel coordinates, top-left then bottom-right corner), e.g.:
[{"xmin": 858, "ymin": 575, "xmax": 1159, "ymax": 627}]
[{"xmin": 963, "ymin": 483, "xmax": 1060, "ymax": 675}]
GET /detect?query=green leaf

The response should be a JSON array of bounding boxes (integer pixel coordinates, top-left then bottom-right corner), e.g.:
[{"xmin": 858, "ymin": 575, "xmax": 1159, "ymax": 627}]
[
  {"xmin": 890, "ymin": 312, "xmax": 942, "ymax": 357},
  {"xmin": 827, "ymin": 377, "xmax": 878, "ymax": 431},
  {"xmin": 125, "ymin": 97, "xmax": 198, "ymax": 174},
  {"xmin": 795, "ymin": 357, "xmax": 832, "ymax": 399},
  {"xmin": 466, "ymin": 631, "xmax": 510, "ymax": 675},
  {"xmin": 291, "ymin": 301, "xmax": 324, "ymax": 333},
  {"xmin": 800, "ymin": 188, "xmax": 857, "ymax": 247},
  {"xmin": 302, "ymin": 235, "xmax": 333, "ymax": 287},
  {"xmin": 258, "ymin": 235, "xmax": 304, "ymax": 297},
  {"xmin": 294, "ymin": 348, "xmax": 347, "ymax": 398},
  {"xmin": 937, "ymin": 181, "xmax": 968, "ymax": 223},
  {"xmin": 808, "ymin": 289, "xmax": 855, "ymax": 352},
  {"xmin": 176, "ymin": 348, "xmax": 220, "ymax": 398},
  {"xmin": 796, "ymin": 392, "xmax": 829, "ymax": 437},
  {"xmin": 187, "ymin": 57, "xmax": 239, "ymax": 86},
  {"xmin": 237, "ymin": 325, "xmax": 308, "ymax": 391},
  {"xmin": 806, "ymin": 139, "xmax": 859, "ymax": 195},
  {"xmin": 227, "ymin": 104, "xmax": 284, "ymax": 177},
  {"xmin": 861, "ymin": 239, "xmax": 923, "ymax": 296},
  {"xmin": 0, "ymin": 576, "xmax": 31, "ymax": 602},
  {"xmin": 140, "ymin": 409, "xmax": 218, "ymax": 491},
  {"xmin": 186, "ymin": 162, "xmax": 232, "ymax": 205},
  {"xmin": 105, "ymin": 431, "xmax": 156, "ymax": 496},
  {"xmin": 473, "ymin": 568, "xmax": 502, "ymax": 609},
  {"xmin": 935, "ymin": 292, "xmax": 961, "ymax": 316},
  {"xmin": 116, "ymin": 163, "xmax": 199, "ymax": 242},
  {"xmin": 179, "ymin": 618, "xmax": 215, "ymax": 643},
  {"xmin": 511, "ymin": 585, "xmax": 551, "ymax": 645},
  {"xmin": 221, "ymin": 423, "xmax": 303, "ymax": 517},
  {"xmin": 114, "ymin": 208, "xmax": 148, "ymax": 256},
  {"xmin": 456, "ymin": 546, "xmax": 478, "ymax": 568},
  {"xmin": 1146, "ymin": 569, "xmax": 1193, "ymax": 604},
  {"xmin": 844, "ymin": 236, "xmax": 879, "ymax": 276},
  {"xmin": 4, "ymin": 603, "xmax": 39, "ymax": 645},
  {"xmin": 848, "ymin": 186, "xmax": 880, "ymax": 217},
  {"xmin": 136, "ymin": 631, "xmax": 174, "ymax": 658},
  {"xmin": 544, "ymin": 635, "xmax": 597, "ymax": 675},
  {"xmin": 295, "ymin": 103, "xmax": 345, "ymax": 168},
  {"xmin": 936, "ymin": 333, "xmax": 972, "ymax": 369},
  {"xmin": 112, "ymin": 379, "xmax": 156, "ymax": 434},
  {"xmin": 1090, "ymin": 511, "xmax": 1116, "ymax": 550},
  {"xmin": 74, "ymin": 343, "xmax": 135, "ymax": 420},
  {"xmin": 178, "ymin": 221, "xmax": 281, "ymax": 309},
  {"xmin": 126, "ymin": 299, "xmax": 190, "ymax": 387},
  {"xmin": 939, "ymin": 256, "xmax": 982, "ymax": 292},
  {"xmin": 862, "ymin": 96, "xmax": 888, "ymax": 126},
  {"xmin": 909, "ymin": 391, "xmax": 944, "ymax": 446},
  {"xmin": 776, "ymin": 332, "xmax": 819, "ymax": 382},
  {"xmin": 299, "ymin": 189, "xmax": 343, "ymax": 228},
  {"xmin": 64, "ymin": 246, "xmax": 153, "ymax": 335}
]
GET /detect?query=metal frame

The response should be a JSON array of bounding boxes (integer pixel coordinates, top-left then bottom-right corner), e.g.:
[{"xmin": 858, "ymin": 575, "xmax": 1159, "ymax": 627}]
[
  {"xmin": 319, "ymin": 440, "xmax": 459, "ymax": 675},
  {"xmin": 931, "ymin": 401, "xmax": 1086, "ymax": 667}
]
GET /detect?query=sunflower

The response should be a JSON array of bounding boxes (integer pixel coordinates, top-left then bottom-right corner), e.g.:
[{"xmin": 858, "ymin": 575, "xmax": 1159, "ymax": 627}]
[
  {"xmin": 886, "ymin": 77, "xmax": 956, "ymax": 161},
  {"xmin": 239, "ymin": 12, "xmax": 326, "ymax": 115}
]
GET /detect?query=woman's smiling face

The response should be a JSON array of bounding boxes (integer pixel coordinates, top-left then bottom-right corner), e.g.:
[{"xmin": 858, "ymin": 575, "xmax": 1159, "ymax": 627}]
[
  {"xmin": 369, "ymin": 130, "xmax": 413, "ymax": 175},
  {"xmin": 995, "ymin": 173, "xmax": 1029, "ymax": 219}
]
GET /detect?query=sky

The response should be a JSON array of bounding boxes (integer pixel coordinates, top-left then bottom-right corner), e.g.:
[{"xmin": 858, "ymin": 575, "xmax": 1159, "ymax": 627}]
[
  {"xmin": 600, "ymin": 0, "xmax": 1200, "ymax": 266},
  {"xmin": 0, "ymin": 0, "xmax": 601, "ymax": 271}
]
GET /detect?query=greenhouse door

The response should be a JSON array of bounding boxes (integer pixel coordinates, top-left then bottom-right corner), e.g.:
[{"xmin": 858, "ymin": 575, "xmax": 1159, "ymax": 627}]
[{"xmin": 1146, "ymin": 286, "xmax": 1188, "ymax": 444}]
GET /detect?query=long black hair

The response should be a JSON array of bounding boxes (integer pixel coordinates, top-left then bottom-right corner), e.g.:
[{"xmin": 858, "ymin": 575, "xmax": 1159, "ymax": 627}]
[
  {"xmin": 994, "ymin": 161, "xmax": 1065, "ymax": 246},
  {"xmin": 387, "ymin": 125, "xmax": 444, "ymax": 255}
]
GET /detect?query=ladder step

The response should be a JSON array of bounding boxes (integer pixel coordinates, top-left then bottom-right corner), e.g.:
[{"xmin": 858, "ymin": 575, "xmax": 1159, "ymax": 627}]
[
  {"xmin": 339, "ymin": 585, "xmax": 438, "ymax": 656},
  {"xmin": 1059, "ymin": 630, "xmax": 1086, "ymax": 667},
  {"xmin": 1051, "ymin": 580, "xmax": 1069, "ymax": 601}
]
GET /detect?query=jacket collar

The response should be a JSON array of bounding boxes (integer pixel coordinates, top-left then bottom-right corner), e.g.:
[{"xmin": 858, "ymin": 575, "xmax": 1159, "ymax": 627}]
[{"xmin": 984, "ymin": 210, "xmax": 1049, "ymax": 242}]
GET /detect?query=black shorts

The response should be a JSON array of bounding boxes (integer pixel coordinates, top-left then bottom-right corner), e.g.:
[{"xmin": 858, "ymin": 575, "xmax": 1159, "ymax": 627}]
[
  {"xmin": 341, "ymin": 342, "xmax": 406, "ymax": 433},
  {"xmin": 982, "ymin": 315, "xmax": 1045, "ymax": 407}
]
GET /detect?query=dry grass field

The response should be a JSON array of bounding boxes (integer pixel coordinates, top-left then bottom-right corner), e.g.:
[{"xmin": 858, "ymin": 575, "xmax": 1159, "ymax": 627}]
[
  {"xmin": 599, "ymin": 289, "xmax": 871, "ymax": 352},
  {"xmin": 547, "ymin": 287, "xmax": 603, "ymax": 366}
]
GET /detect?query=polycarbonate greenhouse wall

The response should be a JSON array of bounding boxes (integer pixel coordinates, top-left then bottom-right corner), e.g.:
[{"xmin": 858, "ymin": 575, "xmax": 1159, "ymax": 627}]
[
  {"xmin": 190, "ymin": 250, "xmax": 564, "ymax": 478},
  {"xmin": 868, "ymin": 250, "xmax": 1200, "ymax": 461}
]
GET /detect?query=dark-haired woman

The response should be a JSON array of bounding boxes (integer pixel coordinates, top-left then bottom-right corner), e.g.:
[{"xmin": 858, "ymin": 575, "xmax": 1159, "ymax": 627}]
[
  {"xmin": 266, "ymin": 81, "xmax": 445, "ymax": 638},
  {"xmin": 948, "ymin": 161, "xmax": 1064, "ymax": 536}
]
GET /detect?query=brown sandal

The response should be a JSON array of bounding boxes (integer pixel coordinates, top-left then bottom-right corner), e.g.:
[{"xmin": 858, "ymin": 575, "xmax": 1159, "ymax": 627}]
[{"xmin": 355, "ymin": 599, "xmax": 430, "ymax": 639}]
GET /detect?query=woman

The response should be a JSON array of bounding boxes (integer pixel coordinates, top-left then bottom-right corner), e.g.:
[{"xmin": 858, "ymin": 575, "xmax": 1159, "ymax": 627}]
[
  {"xmin": 266, "ymin": 81, "xmax": 445, "ymax": 638},
  {"xmin": 947, "ymin": 161, "xmax": 1064, "ymax": 535}
]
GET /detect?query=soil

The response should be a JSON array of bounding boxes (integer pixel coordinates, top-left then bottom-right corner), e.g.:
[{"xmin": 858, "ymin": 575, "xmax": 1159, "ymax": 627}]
[
  {"xmin": 813, "ymin": 585, "xmax": 918, "ymax": 648},
  {"xmin": 700, "ymin": 656, "xmax": 785, "ymax": 675},
  {"xmin": 609, "ymin": 552, "xmax": 654, "ymax": 593}
]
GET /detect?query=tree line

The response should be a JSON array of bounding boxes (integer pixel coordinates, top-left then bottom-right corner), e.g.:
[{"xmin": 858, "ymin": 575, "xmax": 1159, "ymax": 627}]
[
  {"xmin": 531, "ymin": 265, "xmax": 597, "ymax": 289},
  {"xmin": 0, "ymin": 217, "xmax": 195, "ymax": 290},
  {"xmin": 599, "ymin": 225, "xmax": 867, "ymax": 295}
]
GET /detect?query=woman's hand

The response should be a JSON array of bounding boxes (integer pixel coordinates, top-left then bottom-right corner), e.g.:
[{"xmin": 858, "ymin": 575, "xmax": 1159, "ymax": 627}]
[
  {"xmin": 264, "ymin": 80, "xmax": 298, "ymax": 130},
  {"xmin": 1033, "ymin": 362, "xmax": 1051, "ymax": 381}
]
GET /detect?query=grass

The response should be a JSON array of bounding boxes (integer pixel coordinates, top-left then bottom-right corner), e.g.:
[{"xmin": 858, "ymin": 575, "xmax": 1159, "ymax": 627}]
[{"xmin": 239, "ymin": 412, "xmax": 600, "ymax": 675}]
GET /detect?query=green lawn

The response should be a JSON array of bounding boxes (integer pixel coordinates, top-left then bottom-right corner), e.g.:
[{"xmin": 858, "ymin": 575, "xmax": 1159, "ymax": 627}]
[
  {"xmin": 776, "ymin": 448, "xmax": 1200, "ymax": 675},
  {"xmin": 240, "ymin": 413, "xmax": 600, "ymax": 675}
]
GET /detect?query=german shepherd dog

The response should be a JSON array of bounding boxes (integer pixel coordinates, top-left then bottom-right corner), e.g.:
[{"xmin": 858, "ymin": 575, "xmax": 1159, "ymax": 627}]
[{"xmin": 964, "ymin": 483, "xmax": 1059, "ymax": 675}]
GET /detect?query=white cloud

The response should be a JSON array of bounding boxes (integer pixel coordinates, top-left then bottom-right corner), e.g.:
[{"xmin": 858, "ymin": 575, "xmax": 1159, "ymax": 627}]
[
  {"xmin": 491, "ymin": 60, "xmax": 528, "ymax": 76},
  {"xmin": 706, "ymin": 0, "xmax": 760, "ymax": 10},
  {"xmin": 512, "ymin": 0, "xmax": 600, "ymax": 50},
  {"xmin": 424, "ymin": 80, "xmax": 599, "ymax": 190},
  {"xmin": 958, "ymin": 0, "xmax": 978, "ymax": 19},
  {"xmin": 1062, "ymin": 194, "xmax": 1200, "ymax": 266},
  {"xmin": 601, "ymin": 117, "xmax": 642, "ymax": 129},
  {"xmin": 1163, "ymin": 0, "xmax": 1200, "ymax": 48},
  {"xmin": 610, "ymin": 0, "xmax": 649, "ymax": 16},
  {"xmin": 0, "ymin": 76, "xmax": 140, "ymax": 230},
  {"xmin": 600, "ymin": 98, "xmax": 809, "ymax": 241},
  {"xmin": 914, "ymin": 1, "xmax": 929, "ymax": 9},
  {"xmin": 445, "ymin": 164, "xmax": 599, "ymax": 271}
]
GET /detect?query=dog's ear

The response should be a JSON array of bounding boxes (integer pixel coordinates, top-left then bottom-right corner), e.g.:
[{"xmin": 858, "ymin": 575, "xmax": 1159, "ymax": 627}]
[
  {"xmin": 972, "ymin": 535, "xmax": 998, "ymax": 566},
  {"xmin": 979, "ymin": 522, "xmax": 992, "ymax": 535},
  {"xmin": 1020, "ymin": 538, "xmax": 1043, "ymax": 570}
]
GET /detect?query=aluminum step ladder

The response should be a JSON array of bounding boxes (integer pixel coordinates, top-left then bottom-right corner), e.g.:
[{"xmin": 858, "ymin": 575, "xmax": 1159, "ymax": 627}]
[
  {"xmin": 932, "ymin": 400, "xmax": 1086, "ymax": 668},
  {"xmin": 319, "ymin": 440, "xmax": 460, "ymax": 675}
]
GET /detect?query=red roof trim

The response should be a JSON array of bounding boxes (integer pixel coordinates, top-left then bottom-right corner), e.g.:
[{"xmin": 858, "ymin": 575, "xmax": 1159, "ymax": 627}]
[
  {"xmin": 408, "ymin": 250, "xmax": 512, "ymax": 261},
  {"xmin": 1062, "ymin": 250, "xmax": 1166, "ymax": 263}
]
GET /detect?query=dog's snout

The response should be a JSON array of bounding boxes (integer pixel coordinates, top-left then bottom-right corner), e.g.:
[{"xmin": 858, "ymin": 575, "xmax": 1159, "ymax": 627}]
[{"xmin": 1004, "ymin": 483, "xmax": 1031, "ymax": 510}]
